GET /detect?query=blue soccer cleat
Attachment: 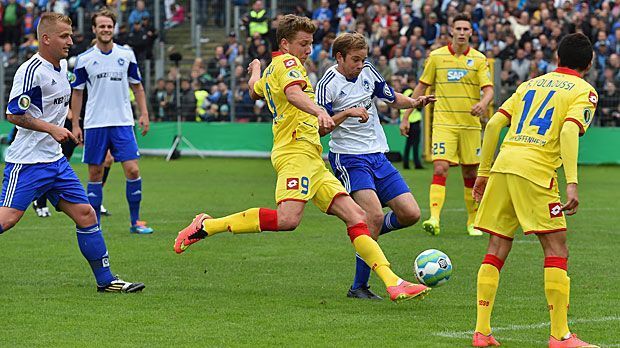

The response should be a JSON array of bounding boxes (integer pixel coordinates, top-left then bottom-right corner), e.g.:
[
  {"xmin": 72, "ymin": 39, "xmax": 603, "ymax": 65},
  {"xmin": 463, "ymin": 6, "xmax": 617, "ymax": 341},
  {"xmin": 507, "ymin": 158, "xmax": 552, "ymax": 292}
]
[{"xmin": 130, "ymin": 220, "xmax": 154, "ymax": 234}]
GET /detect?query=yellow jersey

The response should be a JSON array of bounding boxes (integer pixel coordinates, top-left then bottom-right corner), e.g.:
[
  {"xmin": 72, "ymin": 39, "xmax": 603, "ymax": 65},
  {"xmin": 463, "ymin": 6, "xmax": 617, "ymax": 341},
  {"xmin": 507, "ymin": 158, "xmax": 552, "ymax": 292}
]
[
  {"xmin": 419, "ymin": 44, "xmax": 492, "ymax": 129},
  {"xmin": 491, "ymin": 67, "xmax": 597, "ymax": 188},
  {"xmin": 253, "ymin": 52, "xmax": 321, "ymax": 155}
]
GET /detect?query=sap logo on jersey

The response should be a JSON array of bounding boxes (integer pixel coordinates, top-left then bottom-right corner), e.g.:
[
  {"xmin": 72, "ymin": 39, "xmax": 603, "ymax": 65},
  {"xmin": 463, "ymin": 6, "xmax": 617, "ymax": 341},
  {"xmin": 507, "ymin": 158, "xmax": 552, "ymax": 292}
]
[
  {"xmin": 447, "ymin": 69, "xmax": 468, "ymax": 81},
  {"xmin": 286, "ymin": 178, "xmax": 299, "ymax": 190}
]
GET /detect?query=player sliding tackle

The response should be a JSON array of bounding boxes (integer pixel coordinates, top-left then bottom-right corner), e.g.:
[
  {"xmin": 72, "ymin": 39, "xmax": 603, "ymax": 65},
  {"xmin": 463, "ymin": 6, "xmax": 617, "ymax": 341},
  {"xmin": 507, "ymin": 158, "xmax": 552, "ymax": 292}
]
[{"xmin": 174, "ymin": 14, "xmax": 431, "ymax": 303}]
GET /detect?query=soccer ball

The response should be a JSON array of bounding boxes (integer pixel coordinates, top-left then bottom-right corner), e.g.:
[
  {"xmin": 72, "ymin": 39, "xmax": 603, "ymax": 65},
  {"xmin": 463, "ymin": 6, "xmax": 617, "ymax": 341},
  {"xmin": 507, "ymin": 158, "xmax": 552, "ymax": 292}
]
[{"xmin": 414, "ymin": 249, "xmax": 453, "ymax": 287}]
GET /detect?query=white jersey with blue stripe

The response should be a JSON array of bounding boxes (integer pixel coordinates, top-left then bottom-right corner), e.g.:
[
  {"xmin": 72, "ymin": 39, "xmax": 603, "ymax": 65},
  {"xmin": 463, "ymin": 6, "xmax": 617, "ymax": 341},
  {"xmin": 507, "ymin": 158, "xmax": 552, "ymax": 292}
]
[
  {"xmin": 315, "ymin": 62, "xmax": 395, "ymax": 154},
  {"xmin": 72, "ymin": 43, "xmax": 141, "ymax": 129},
  {"xmin": 5, "ymin": 54, "xmax": 71, "ymax": 164}
]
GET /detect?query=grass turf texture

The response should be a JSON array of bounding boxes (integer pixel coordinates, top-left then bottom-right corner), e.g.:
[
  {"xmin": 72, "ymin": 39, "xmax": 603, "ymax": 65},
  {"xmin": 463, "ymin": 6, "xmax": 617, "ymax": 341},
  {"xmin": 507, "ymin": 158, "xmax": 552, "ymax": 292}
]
[{"xmin": 0, "ymin": 157, "xmax": 618, "ymax": 347}]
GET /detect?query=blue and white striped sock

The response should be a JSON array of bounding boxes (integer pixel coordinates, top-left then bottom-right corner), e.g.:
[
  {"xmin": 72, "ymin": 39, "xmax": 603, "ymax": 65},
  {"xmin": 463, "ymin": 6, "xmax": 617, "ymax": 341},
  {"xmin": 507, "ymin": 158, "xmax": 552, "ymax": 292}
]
[{"xmin": 380, "ymin": 211, "xmax": 403, "ymax": 235}]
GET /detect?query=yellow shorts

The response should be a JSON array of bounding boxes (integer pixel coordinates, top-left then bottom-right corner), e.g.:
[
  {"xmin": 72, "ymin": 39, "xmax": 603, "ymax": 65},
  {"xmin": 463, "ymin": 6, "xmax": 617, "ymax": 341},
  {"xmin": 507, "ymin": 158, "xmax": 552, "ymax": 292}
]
[
  {"xmin": 431, "ymin": 126, "xmax": 481, "ymax": 165},
  {"xmin": 474, "ymin": 173, "xmax": 567, "ymax": 240},
  {"xmin": 272, "ymin": 148, "xmax": 347, "ymax": 213}
]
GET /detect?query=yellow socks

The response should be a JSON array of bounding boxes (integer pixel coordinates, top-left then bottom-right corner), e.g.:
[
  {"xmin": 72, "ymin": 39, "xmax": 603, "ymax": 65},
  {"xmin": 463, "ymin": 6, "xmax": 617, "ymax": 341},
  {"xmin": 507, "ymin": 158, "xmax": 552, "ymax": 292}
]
[
  {"xmin": 544, "ymin": 257, "xmax": 571, "ymax": 340},
  {"xmin": 429, "ymin": 175, "xmax": 447, "ymax": 220},
  {"xmin": 464, "ymin": 178, "xmax": 477, "ymax": 225},
  {"xmin": 348, "ymin": 223, "xmax": 400, "ymax": 287},
  {"xmin": 475, "ymin": 254, "xmax": 504, "ymax": 335}
]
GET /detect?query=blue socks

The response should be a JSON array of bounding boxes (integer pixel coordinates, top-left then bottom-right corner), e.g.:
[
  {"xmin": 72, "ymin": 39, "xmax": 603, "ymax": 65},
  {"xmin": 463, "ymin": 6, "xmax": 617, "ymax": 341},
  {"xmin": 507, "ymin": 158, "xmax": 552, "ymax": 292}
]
[
  {"xmin": 87, "ymin": 182, "xmax": 103, "ymax": 224},
  {"xmin": 76, "ymin": 224, "xmax": 115, "ymax": 286},
  {"xmin": 351, "ymin": 211, "xmax": 403, "ymax": 290},
  {"xmin": 126, "ymin": 177, "xmax": 142, "ymax": 226},
  {"xmin": 380, "ymin": 210, "xmax": 402, "ymax": 235},
  {"xmin": 352, "ymin": 253, "xmax": 372, "ymax": 290}
]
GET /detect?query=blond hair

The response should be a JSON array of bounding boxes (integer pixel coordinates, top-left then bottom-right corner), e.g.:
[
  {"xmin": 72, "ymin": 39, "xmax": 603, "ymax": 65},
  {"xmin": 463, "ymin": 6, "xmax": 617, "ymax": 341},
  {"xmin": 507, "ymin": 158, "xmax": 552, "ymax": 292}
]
[
  {"xmin": 37, "ymin": 12, "xmax": 72, "ymax": 39},
  {"xmin": 332, "ymin": 32, "xmax": 368, "ymax": 59},
  {"xmin": 276, "ymin": 14, "xmax": 316, "ymax": 48}
]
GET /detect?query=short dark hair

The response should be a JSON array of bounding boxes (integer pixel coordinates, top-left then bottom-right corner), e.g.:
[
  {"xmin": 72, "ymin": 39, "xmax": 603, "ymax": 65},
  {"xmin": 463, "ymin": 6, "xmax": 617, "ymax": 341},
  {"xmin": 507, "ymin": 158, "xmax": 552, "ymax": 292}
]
[
  {"xmin": 558, "ymin": 33, "xmax": 593, "ymax": 71},
  {"xmin": 452, "ymin": 13, "xmax": 471, "ymax": 25}
]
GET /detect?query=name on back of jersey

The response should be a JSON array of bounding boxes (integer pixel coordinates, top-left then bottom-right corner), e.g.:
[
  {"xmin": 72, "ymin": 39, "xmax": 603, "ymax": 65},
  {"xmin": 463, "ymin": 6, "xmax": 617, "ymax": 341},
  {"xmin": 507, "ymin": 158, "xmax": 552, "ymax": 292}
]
[{"xmin": 526, "ymin": 78, "xmax": 575, "ymax": 91}]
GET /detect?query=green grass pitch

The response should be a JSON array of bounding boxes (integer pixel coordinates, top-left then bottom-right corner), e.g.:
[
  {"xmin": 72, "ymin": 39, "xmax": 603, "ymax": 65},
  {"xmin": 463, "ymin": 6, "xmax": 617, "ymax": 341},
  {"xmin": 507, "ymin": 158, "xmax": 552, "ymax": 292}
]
[{"xmin": 0, "ymin": 157, "xmax": 618, "ymax": 347}]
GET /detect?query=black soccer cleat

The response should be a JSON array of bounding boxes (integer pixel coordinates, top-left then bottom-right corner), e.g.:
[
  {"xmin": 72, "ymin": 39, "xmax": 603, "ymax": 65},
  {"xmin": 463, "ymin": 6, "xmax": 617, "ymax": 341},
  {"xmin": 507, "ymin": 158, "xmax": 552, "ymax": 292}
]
[
  {"xmin": 347, "ymin": 285, "xmax": 383, "ymax": 300},
  {"xmin": 97, "ymin": 278, "xmax": 145, "ymax": 293}
]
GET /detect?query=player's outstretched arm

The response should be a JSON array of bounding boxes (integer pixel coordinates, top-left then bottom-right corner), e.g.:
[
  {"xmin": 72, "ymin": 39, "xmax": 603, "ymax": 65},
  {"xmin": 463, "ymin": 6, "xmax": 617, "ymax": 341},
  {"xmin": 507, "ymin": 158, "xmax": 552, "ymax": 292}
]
[
  {"xmin": 70, "ymin": 89, "xmax": 84, "ymax": 143},
  {"xmin": 130, "ymin": 83, "xmax": 150, "ymax": 136},
  {"xmin": 285, "ymin": 84, "xmax": 335, "ymax": 132},
  {"xmin": 392, "ymin": 92, "xmax": 436, "ymax": 109},
  {"xmin": 411, "ymin": 81, "xmax": 429, "ymax": 99},
  {"xmin": 7, "ymin": 113, "xmax": 77, "ymax": 144}
]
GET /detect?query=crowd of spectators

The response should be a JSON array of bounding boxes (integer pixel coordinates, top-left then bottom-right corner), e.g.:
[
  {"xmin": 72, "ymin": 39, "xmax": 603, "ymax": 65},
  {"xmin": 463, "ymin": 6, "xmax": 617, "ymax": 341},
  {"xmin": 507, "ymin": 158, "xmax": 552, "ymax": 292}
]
[
  {"xmin": 187, "ymin": 0, "xmax": 620, "ymax": 126},
  {"xmin": 2, "ymin": 0, "xmax": 620, "ymax": 126},
  {"xmin": 1, "ymin": 0, "xmax": 183, "ymax": 120}
]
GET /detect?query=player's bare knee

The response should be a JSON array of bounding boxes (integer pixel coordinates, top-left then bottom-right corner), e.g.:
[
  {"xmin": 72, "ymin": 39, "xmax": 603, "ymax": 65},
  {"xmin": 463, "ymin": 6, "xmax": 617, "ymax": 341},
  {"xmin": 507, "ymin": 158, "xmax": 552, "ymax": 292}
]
[
  {"xmin": 125, "ymin": 167, "xmax": 140, "ymax": 180},
  {"xmin": 399, "ymin": 206, "xmax": 421, "ymax": 227},
  {"xmin": 73, "ymin": 205, "xmax": 98, "ymax": 226},
  {"xmin": 433, "ymin": 165, "xmax": 448, "ymax": 177},
  {"xmin": 278, "ymin": 214, "xmax": 302, "ymax": 231}
]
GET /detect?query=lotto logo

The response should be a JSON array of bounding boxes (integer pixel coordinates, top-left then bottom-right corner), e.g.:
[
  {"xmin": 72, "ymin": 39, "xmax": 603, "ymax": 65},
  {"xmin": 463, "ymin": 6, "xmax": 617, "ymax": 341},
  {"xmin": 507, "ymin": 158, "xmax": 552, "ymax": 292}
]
[
  {"xmin": 588, "ymin": 91, "xmax": 598, "ymax": 106},
  {"xmin": 283, "ymin": 58, "xmax": 297, "ymax": 68},
  {"xmin": 286, "ymin": 178, "xmax": 299, "ymax": 190},
  {"xmin": 548, "ymin": 203, "xmax": 563, "ymax": 218}
]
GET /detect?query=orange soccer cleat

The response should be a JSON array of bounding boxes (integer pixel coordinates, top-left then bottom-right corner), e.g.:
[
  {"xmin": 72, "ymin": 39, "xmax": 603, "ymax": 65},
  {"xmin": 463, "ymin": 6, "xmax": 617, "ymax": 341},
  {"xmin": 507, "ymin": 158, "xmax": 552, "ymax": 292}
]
[
  {"xmin": 472, "ymin": 332, "xmax": 501, "ymax": 347},
  {"xmin": 548, "ymin": 334, "xmax": 599, "ymax": 348},
  {"xmin": 386, "ymin": 281, "xmax": 430, "ymax": 303},
  {"xmin": 174, "ymin": 213, "xmax": 211, "ymax": 254}
]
